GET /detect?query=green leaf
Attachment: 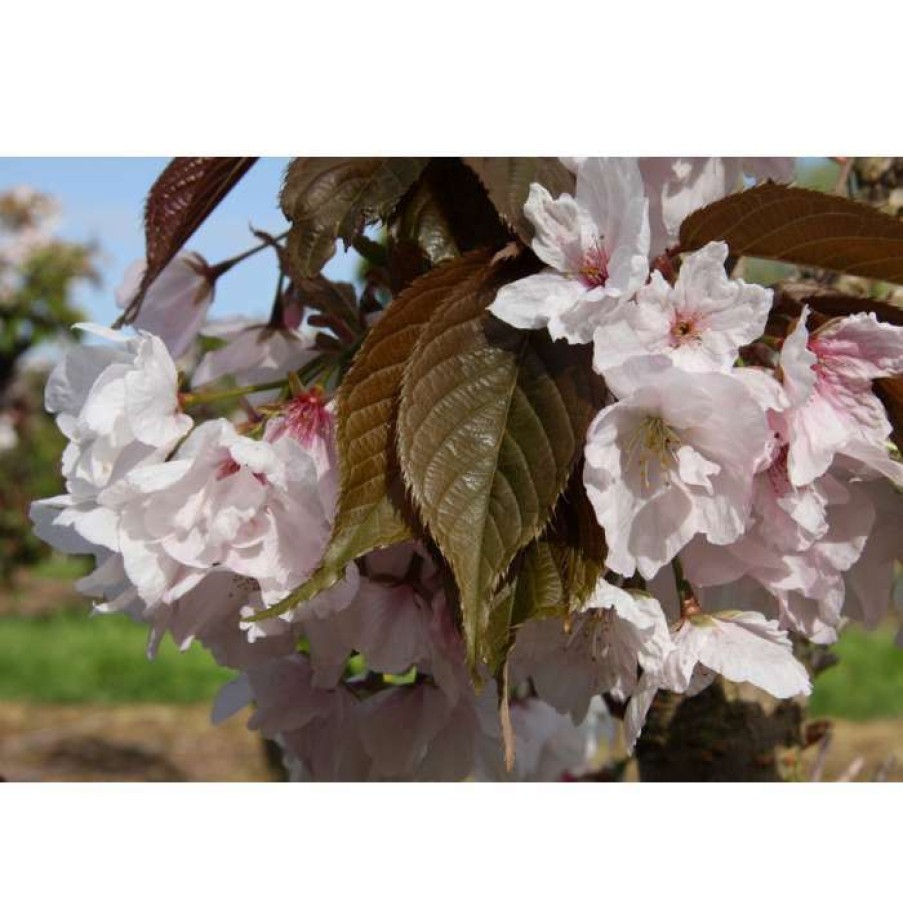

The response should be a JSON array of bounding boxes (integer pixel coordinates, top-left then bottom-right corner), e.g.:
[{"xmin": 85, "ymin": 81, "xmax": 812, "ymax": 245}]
[
  {"xmin": 397, "ymin": 259, "xmax": 602, "ymax": 673},
  {"xmin": 281, "ymin": 158, "xmax": 428, "ymax": 277},
  {"xmin": 255, "ymin": 251, "xmax": 494, "ymax": 621},
  {"xmin": 487, "ymin": 472, "xmax": 607, "ymax": 769},
  {"xmin": 463, "ymin": 158, "xmax": 575, "ymax": 244},
  {"xmin": 486, "ymin": 472, "xmax": 608, "ymax": 673},
  {"xmin": 680, "ymin": 182, "xmax": 903, "ymax": 284}
]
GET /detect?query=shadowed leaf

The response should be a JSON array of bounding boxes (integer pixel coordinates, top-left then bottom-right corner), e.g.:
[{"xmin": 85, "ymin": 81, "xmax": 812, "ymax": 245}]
[
  {"xmin": 875, "ymin": 377, "xmax": 903, "ymax": 456},
  {"xmin": 281, "ymin": 158, "xmax": 427, "ymax": 277},
  {"xmin": 774, "ymin": 281, "xmax": 903, "ymax": 328},
  {"xmin": 681, "ymin": 182, "xmax": 903, "ymax": 284},
  {"xmin": 294, "ymin": 275, "xmax": 360, "ymax": 329},
  {"xmin": 387, "ymin": 159, "xmax": 512, "ymax": 292},
  {"xmin": 256, "ymin": 251, "xmax": 493, "ymax": 620},
  {"xmin": 487, "ymin": 472, "xmax": 607, "ymax": 674},
  {"xmin": 125, "ymin": 157, "xmax": 257, "ymax": 319},
  {"xmin": 397, "ymin": 260, "xmax": 601, "ymax": 674},
  {"xmin": 463, "ymin": 158, "xmax": 575, "ymax": 244}
]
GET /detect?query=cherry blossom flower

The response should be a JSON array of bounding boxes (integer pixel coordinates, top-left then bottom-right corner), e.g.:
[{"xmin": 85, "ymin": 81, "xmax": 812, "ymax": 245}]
[
  {"xmin": 30, "ymin": 324, "xmax": 193, "ymax": 572},
  {"xmin": 263, "ymin": 389, "xmax": 336, "ymax": 496},
  {"xmin": 780, "ymin": 308, "xmax": 903, "ymax": 485},
  {"xmin": 474, "ymin": 697, "xmax": 614, "ymax": 782},
  {"xmin": 638, "ymin": 158, "xmax": 794, "ymax": 256},
  {"xmin": 842, "ymin": 477, "xmax": 903, "ymax": 630},
  {"xmin": 44, "ymin": 323, "xmax": 192, "ymax": 498},
  {"xmin": 227, "ymin": 654, "xmax": 373, "ymax": 782},
  {"xmin": 511, "ymin": 580, "xmax": 671, "ymax": 721},
  {"xmin": 593, "ymin": 241, "xmax": 772, "ymax": 376},
  {"xmin": 625, "ymin": 608, "xmax": 811, "ymax": 751},
  {"xmin": 680, "ymin": 444, "xmax": 877, "ymax": 643},
  {"xmin": 488, "ymin": 157, "xmax": 650, "ymax": 344},
  {"xmin": 116, "ymin": 252, "xmax": 214, "ymax": 359},
  {"xmin": 583, "ymin": 360, "xmax": 771, "ymax": 579},
  {"xmin": 192, "ymin": 316, "xmax": 318, "ymax": 389},
  {"xmin": 100, "ymin": 418, "xmax": 333, "ymax": 610}
]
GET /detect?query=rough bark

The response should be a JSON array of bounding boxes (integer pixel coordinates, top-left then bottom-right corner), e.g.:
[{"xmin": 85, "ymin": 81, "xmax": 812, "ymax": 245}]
[{"xmin": 634, "ymin": 681, "xmax": 805, "ymax": 782}]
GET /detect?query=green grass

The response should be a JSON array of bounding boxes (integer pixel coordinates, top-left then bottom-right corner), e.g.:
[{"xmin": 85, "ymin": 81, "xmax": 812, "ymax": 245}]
[
  {"xmin": 810, "ymin": 624, "xmax": 903, "ymax": 721},
  {"xmin": 2, "ymin": 589, "xmax": 902, "ymax": 717},
  {"xmin": 0, "ymin": 609, "xmax": 234, "ymax": 704},
  {"xmin": 28, "ymin": 553, "xmax": 92, "ymax": 582}
]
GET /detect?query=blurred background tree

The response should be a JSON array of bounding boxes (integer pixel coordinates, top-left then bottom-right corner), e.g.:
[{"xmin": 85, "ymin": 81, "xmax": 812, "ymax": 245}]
[{"xmin": 0, "ymin": 187, "xmax": 98, "ymax": 581}]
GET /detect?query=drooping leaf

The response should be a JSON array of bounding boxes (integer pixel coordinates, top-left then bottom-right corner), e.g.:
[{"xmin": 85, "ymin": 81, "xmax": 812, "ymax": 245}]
[
  {"xmin": 487, "ymin": 471, "xmax": 607, "ymax": 764},
  {"xmin": 280, "ymin": 158, "xmax": 427, "ymax": 278},
  {"xmin": 124, "ymin": 157, "xmax": 257, "ymax": 320},
  {"xmin": 257, "ymin": 251, "xmax": 493, "ymax": 620},
  {"xmin": 397, "ymin": 259, "xmax": 602, "ymax": 673},
  {"xmin": 680, "ymin": 182, "xmax": 903, "ymax": 284},
  {"xmin": 392, "ymin": 177, "xmax": 461, "ymax": 268},
  {"xmin": 486, "ymin": 472, "xmax": 607, "ymax": 673},
  {"xmin": 387, "ymin": 159, "xmax": 512, "ymax": 292},
  {"xmin": 463, "ymin": 158, "xmax": 575, "ymax": 244}
]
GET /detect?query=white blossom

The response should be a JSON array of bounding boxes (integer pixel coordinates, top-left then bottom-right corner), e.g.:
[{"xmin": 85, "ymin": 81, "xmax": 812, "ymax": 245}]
[
  {"xmin": 592, "ymin": 242, "xmax": 772, "ymax": 375},
  {"xmin": 115, "ymin": 252, "xmax": 214, "ymax": 359},
  {"xmin": 488, "ymin": 158, "xmax": 649, "ymax": 344},
  {"xmin": 780, "ymin": 308, "xmax": 903, "ymax": 485},
  {"xmin": 583, "ymin": 360, "xmax": 771, "ymax": 579},
  {"xmin": 625, "ymin": 608, "xmax": 811, "ymax": 751},
  {"xmin": 193, "ymin": 317, "xmax": 317, "ymax": 389}
]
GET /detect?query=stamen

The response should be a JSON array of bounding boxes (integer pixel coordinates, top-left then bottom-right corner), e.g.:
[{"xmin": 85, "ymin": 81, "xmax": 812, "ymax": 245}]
[
  {"xmin": 268, "ymin": 388, "xmax": 332, "ymax": 448},
  {"xmin": 578, "ymin": 239, "xmax": 610, "ymax": 288},
  {"xmin": 624, "ymin": 415, "xmax": 682, "ymax": 489},
  {"xmin": 669, "ymin": 313, "xmax": 700, "ymax": 347}
]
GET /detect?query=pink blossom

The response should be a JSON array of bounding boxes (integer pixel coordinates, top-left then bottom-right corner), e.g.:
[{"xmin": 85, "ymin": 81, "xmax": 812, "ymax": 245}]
[
  {"xmin": 583, "ymin": 361, "xmax": 771, "ymax": 579},
  {"xmin": 116, "ymin": 252, "xmax": 214, "ymax": 359},
  {"xmin": 193, "ymin": 316, "xmax": 317, "ymax": 389},
  {"xmin": 625, "ymin": 608, "xmax": 811, "ymax": 751},
  {"xmin": 511, "ymin": 581, "xmax": 671, "ymax": 720},
  {"xmin": 593, "ymin": 241, "xmax": 772, "ymax": 376},
  {"xmin": 780, "ymin": 308, "xmax": 903, "ymax": 485},
  {"xmin": 488, "ymin": 158, "xmax": 649, "ymax": 344},
  {"xmin": 681, "ymin": 446, "xmax": 875, "ymax": 640},
  {"xmin": 44, "ymin": 324, "xmax": 192, "ymax": 498},
  {"xmin": 263, "ymin": 389, "xmax": 336, "ymax": 498},
  {"xmin": 100, "ymin": 418, "xmax": 335, "ymax": 610}
]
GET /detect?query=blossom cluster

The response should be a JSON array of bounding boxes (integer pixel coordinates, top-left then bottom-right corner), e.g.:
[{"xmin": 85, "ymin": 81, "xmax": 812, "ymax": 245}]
[
  {"xmin": 492, "ymin": 157, "xmax": 903, "ymax": 748},
  {"xmin": 29, "ymin": 157, "xmax": 903, "ymax": 779}
]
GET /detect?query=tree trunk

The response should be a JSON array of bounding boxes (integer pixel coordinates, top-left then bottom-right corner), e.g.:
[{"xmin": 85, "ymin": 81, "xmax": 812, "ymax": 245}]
[{"xmin": 634, "ymin": 680, "xmax": 805, "ymax": 782}]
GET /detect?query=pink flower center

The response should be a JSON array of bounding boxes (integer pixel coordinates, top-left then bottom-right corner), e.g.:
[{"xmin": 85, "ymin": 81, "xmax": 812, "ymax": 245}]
[
  {"xmin": 268, "ymin": 390, "xmax": 333, "ymax": 448},
  {"xmin": 766, "ymin": 444, "xmax": 792, "ymax": 497},
  {"xmin": 578, "ymin": 241, "xmax": 610, "ymax": 288},
  {"xmin": 216, "ymin": 455, "xmax": 267, "ymax": 486},
  {"xmin": 669, "ymin": 313, "xmax": 701, "ymax": 346}
]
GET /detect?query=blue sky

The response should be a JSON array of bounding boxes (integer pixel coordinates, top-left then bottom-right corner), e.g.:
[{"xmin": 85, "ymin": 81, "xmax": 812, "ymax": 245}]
[{"xmin": 0, "ymin": 158, "xmax": 360, "ymax": 326}]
